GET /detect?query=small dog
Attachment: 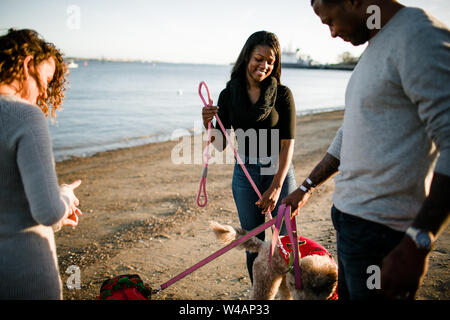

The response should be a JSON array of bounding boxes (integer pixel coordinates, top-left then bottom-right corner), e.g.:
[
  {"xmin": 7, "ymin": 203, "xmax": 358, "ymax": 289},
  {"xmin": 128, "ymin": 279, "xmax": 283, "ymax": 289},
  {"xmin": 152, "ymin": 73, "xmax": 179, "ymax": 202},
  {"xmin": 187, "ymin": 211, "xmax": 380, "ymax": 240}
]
[{"xmin": 210, "ymin": 221, "xmax": 338, "ymax": 300}]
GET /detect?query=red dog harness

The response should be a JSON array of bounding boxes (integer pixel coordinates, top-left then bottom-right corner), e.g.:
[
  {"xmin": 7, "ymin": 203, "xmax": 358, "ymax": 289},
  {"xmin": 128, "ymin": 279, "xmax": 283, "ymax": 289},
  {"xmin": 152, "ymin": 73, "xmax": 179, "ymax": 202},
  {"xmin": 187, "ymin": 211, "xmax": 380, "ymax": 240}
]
[
  {"xmin": 277, "ymin": 235, "xmax": 338, "ymax": 300},
  {"xmin": 278, "ymin": 235, "xmax": 333, "ymax": 264}
]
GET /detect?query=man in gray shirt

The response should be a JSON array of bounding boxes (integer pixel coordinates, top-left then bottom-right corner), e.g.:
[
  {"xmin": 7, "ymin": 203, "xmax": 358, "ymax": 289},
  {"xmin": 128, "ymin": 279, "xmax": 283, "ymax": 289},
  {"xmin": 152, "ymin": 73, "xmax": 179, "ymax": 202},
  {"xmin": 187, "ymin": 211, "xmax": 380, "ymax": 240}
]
[{"xmin": 283, "ymin": 0, "xmax": 449, "ymax": 300}]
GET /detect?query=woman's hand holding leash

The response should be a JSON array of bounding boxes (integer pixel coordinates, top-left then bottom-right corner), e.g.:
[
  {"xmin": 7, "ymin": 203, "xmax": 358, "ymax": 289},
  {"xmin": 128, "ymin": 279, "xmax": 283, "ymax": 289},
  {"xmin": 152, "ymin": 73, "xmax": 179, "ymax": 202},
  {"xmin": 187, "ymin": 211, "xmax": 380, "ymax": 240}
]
[
  {"xmin": 256, "ymin": 185, "xmax": 282, "ymax": 214},
  {"xmin": 202, "ymin": 106, "xmax": 218, "ymax": 130}
]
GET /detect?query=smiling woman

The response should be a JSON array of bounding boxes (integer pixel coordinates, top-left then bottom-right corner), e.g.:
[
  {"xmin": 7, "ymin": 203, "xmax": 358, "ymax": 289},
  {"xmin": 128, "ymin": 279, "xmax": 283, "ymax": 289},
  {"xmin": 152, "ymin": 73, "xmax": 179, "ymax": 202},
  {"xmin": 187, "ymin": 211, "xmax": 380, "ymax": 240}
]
[
  {"xmin": 201, "ymin": 30, "xmax": 298, "ymax": 283},
  {"xmin": 231, "ymin": 31, "xmax": 281, "ymax": 85},
  {"xmin": 246, "ymin": 45, "xmax": 276, "ymax": 103}
]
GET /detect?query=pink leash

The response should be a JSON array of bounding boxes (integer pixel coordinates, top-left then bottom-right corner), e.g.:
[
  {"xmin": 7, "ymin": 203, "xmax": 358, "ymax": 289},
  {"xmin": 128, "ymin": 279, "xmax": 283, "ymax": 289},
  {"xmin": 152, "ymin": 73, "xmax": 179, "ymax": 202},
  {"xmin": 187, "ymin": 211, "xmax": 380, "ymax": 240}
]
[
  {"xmin": 196, "ymin": 81, "xmax": 300, "ymax": 286},
  {"xmin": 271, "ymin": 204, "xmax": 302, "ymax": 289},
  {"xmin": 197, "ymin": 81, "xmax": 263, "ymax": 207},
  {"xmin": 151, "ymin": 82, "xmax": 302, "ymax": 295},
  {"xmin": 155, "ymin": 216, "xmax": 276, "ymax": 293},
  {"xmin": 153, "ymin": 204, "xmax": 301, "ymax": 294},
  {"xmin": 196, "ymin": 82, "xmax": 213, "ymax": 207}
]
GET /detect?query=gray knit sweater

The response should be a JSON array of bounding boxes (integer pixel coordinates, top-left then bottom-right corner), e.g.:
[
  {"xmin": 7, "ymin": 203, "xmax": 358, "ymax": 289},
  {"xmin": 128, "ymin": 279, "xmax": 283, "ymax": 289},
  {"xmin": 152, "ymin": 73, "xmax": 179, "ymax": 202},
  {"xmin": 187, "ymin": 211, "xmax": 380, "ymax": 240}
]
[
  {"xmin": 328, "ymin": 7, "xmax": 450, "ymax": 232},
  {"xmin": 0, "ymin": 95, "xmax": 67, "ymax": 299}
]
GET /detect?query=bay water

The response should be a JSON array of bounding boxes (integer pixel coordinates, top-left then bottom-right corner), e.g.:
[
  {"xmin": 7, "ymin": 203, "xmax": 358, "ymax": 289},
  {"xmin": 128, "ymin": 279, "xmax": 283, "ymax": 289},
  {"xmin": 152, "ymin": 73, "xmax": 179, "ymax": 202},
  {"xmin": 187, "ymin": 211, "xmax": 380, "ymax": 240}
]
[{"xmin": 50, "ymin": 60, "xmax": 351, "ymax": 161}]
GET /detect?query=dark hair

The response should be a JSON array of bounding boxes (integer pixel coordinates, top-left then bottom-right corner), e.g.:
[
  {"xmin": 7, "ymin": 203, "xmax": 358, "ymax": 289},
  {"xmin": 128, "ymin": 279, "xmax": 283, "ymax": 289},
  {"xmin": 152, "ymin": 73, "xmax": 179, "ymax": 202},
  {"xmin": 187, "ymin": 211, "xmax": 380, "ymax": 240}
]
[
  {"xmin": 0, "ymin": 28, "xmax": 68, "ymax": 118},
  {"xmin": 231, "ymin": 31, "xmax": 281, "ymax": 84}
]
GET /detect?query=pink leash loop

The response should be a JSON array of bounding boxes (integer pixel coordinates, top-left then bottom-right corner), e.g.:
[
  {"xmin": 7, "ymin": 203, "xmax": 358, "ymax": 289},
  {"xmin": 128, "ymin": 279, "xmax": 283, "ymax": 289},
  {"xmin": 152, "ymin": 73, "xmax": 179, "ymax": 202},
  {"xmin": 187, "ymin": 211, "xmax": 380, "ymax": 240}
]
[
  {"xmin": 196, "ymin": 168, "xmax": 208, "ymax": 207},
  {"xmin": 199, "ymin": 81, "xmax": 213, "ymax": 107},
  {"xmin": 285, "ymin": 205, "xmax": 302, "ymax": 290},
  {"xmin": 198, "ymin": 82, "xmax": 281, "ymax": 241},
  {"xmin": 197, "ymin": 82, "xmax": 213, "ymax": 207},
  {"xmin": 270, "ymin": 204, "xmax": 302, "ymax": 289},
  {"xmin": 197, "ymin": 81, "xmax": 264, "ymax": 202},
  {"xmin": 213, "ymin": 110, "xmax": 263, "ymax": 200},
  {"xmin": 197, "ymin": 81, "xmax": 279, "ymax": 236}
]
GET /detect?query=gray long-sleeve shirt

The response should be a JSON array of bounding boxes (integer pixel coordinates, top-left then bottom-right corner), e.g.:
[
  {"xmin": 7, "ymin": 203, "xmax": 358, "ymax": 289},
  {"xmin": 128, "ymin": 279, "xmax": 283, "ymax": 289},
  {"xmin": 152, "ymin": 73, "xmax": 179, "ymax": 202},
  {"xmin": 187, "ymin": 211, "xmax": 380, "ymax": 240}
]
[
  {"xmin": 0, "ymin": 95, "xmax": 67, "ymax": 299},
  {"xmin": 327, "ymin": 7, "xmax": 450, "ymax": 232}
]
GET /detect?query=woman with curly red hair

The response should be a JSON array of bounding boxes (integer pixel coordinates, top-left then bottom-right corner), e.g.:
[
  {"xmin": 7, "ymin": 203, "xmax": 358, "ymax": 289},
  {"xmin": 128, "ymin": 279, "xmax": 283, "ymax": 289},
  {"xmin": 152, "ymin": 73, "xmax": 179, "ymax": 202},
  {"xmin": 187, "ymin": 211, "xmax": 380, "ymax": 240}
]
[{"xmin": 0, "ymin": 28, "xmax": 83, "ymax": 299}]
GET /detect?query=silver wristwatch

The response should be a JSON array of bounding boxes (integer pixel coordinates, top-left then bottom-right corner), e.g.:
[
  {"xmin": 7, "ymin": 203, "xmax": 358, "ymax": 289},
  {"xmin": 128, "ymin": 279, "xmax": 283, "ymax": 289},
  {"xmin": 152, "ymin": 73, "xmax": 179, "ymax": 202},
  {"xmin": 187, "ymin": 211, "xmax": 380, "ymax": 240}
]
[
  {"xmin": 299, "ymin": 184, "xmax": 310, "ymax": 193},
  {"xmin": 405, "ymin": 227, "xmax": 434, "ymax": 251}
]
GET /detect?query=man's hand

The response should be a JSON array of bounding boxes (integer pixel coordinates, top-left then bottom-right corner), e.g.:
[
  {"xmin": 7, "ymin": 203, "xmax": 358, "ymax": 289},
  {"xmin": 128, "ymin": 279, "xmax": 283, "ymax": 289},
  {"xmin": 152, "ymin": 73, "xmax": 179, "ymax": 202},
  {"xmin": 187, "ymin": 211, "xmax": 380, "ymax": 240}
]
[
  {"xmin": 281, "ymin": 188, "xmax": 311, "ymax": 217},
  {"xmin": 381, "ymin": 235, "xmax": 430, "ymax": 299}
]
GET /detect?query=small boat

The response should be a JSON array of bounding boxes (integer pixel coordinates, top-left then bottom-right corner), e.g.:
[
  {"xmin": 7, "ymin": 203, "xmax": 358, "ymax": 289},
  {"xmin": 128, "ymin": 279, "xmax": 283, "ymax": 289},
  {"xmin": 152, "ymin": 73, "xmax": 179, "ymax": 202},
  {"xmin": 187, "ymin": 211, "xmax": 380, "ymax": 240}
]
[{"xmin": 67, "ymin": 60, "xmax": 78, "ymax": 69}]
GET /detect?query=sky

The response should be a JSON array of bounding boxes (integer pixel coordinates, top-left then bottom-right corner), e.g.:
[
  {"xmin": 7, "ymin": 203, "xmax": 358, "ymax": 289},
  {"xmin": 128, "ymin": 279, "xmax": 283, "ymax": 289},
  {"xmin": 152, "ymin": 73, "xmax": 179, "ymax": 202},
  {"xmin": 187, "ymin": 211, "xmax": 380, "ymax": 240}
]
[{"xmin": 1, "ymin": 0, "xmax": 449, "ymax": 64}]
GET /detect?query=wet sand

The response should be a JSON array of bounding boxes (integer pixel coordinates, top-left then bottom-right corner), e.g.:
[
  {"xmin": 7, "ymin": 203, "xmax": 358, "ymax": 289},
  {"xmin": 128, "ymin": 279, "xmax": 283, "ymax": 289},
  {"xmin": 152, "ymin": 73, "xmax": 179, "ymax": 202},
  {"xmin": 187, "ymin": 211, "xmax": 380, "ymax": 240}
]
[{"xmin": 54, "ymin": 110, "xmax": 449, "ymax": 300}]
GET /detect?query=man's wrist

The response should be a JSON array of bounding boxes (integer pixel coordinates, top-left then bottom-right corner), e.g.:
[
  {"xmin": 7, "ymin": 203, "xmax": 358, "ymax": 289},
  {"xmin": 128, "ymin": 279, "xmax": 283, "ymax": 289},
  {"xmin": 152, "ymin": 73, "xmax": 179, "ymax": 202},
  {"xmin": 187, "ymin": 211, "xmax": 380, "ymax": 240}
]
[
  {"xmin": 299, "ymin": 177, "xmax": 316, "ymax": 194},
  {"xmin": 405, "ymin": 226, "xmax": 435, "ymax": 252},
  {"xmin": 299, "ymin": 184, "xmax": 310, "ymax": 193},
  {"xmin": 305, "ymin": 177, "xmax": 317, "ymax": 188}
]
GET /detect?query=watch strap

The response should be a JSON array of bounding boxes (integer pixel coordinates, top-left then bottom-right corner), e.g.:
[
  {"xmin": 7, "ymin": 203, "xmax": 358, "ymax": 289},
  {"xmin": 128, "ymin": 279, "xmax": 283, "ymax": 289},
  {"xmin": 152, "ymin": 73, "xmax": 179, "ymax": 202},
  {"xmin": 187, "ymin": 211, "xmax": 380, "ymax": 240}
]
[{"xmin": 406, "ymin": 226, "xmax": 433, "ymax": 250}]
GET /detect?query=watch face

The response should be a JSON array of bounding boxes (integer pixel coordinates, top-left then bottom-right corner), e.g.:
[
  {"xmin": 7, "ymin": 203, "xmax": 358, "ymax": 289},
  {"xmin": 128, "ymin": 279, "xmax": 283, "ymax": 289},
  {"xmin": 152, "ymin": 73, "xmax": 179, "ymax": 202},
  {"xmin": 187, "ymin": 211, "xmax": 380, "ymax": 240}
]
[{"xmin": 417, "ymin": 232, "xmax": 431, "ymax": 248}]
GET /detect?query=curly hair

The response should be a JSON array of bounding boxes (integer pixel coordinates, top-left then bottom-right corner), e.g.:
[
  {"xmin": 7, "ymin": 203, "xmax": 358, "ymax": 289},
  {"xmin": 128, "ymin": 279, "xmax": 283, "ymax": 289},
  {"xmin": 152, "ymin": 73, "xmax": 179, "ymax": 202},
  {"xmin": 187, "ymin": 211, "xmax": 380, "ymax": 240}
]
[{"xmin": 0, "ymin": 28, "xmax": 68, "ymax": 118}]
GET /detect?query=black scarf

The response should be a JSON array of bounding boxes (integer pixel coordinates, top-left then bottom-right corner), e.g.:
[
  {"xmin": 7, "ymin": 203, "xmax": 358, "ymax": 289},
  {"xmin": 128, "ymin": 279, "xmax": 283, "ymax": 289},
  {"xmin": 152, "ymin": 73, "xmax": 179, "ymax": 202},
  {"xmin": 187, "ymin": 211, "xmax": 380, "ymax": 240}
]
[{"xmin": 227, "ymin": 76, "xmax": 278, "ymax": 123}]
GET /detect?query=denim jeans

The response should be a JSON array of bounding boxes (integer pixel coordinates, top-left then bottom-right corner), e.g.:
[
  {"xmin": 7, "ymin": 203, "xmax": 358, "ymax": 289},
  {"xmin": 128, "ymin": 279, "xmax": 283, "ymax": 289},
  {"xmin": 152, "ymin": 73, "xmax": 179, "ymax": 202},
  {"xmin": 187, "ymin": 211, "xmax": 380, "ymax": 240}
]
[
  {"xmin": 232, "ymin": 158, "xmax": 297, "ymax": 283},
  {"xmin": 331, "ymin": 205, "xmax": 405, "ymax": 300}
]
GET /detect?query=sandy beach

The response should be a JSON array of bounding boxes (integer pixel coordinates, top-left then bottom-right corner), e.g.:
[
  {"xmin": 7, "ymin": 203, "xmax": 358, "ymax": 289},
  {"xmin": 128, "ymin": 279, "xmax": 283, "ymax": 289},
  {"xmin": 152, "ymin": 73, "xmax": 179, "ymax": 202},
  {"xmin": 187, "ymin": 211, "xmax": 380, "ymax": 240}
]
[{"xmin": 54, "ymin": 110, "xmax": 449, "ymax": 300}]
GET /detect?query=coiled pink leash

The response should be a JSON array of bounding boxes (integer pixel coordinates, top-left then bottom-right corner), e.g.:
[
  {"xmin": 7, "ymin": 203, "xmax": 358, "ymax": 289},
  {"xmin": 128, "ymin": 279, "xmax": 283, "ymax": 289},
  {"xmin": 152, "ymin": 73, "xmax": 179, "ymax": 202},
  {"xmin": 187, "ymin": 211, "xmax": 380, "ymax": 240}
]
[
  {"xmin": 197, "ymin": 81, "xmax": 264, "ymax": 207},
  {"xmin": 196, "ymin": 81, "xmax": 213, "ymax": 207},
  {"xmin": 197, "ymin": 81, "xmax": 282, "ymax": 238}
]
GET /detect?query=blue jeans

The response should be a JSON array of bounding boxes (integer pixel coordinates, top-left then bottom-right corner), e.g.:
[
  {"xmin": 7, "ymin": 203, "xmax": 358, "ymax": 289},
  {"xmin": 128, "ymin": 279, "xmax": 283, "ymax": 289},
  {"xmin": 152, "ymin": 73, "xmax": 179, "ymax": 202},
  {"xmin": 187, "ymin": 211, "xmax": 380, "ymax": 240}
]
[
  {"xmin": 331, "ymin": 205, "xmax": 405, "ymax": 300},
  {"xmin": 232, "ymin": 158, "xmax": 297, "ymax": 283}
]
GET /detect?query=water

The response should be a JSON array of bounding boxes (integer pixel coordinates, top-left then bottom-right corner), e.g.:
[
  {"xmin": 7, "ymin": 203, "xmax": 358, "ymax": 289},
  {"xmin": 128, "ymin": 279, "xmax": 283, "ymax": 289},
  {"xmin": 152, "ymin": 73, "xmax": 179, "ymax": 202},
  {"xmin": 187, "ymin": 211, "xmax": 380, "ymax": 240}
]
[{"xmin": 50, "ymin": 60, "xmax": 351, "ymax": 161}]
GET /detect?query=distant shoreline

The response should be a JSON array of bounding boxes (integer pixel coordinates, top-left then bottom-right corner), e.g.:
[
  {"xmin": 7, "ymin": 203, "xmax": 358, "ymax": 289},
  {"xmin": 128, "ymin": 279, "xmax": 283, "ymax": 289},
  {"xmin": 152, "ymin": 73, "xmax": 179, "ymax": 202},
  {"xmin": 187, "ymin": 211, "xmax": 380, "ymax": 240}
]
[
  {"xmin": 282, "ymin": 63, "xmax": 355, "ymax": 71},
  {"xmin": 65, "ymin": 57, "xmax": 356, "ymax": 71},
  {"xmin": 64, "ymin": 57, "xmax": 231, "ymax": 66},
  {"xmin": 53, "ymin": 109, "xmax": 345, "ymax": 163}
]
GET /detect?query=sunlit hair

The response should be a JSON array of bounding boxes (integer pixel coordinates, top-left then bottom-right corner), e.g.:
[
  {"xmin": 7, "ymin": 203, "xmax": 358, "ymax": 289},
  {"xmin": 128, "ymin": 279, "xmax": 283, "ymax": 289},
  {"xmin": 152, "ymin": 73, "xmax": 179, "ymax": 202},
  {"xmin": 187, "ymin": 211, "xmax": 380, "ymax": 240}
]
[
  {"xmin": 0, "ymin": 28, "xmax": 68, "ymax": 118},
  {"xmin": 231, "ymin": 31, "xmax": 282, "ymax": 85}
]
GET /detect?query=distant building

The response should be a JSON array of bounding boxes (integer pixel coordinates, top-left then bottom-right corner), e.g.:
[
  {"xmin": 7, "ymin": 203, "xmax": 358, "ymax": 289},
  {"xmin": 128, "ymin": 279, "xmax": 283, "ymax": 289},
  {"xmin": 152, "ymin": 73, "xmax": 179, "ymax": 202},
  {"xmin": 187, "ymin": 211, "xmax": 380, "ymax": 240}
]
[
  {"xmin": 281, "ymin": 47, "xmax": 313, "ymax": 68},
  {"xmin": 281, "ymin": 45, "xmax": 356, "ymax": 71}
]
